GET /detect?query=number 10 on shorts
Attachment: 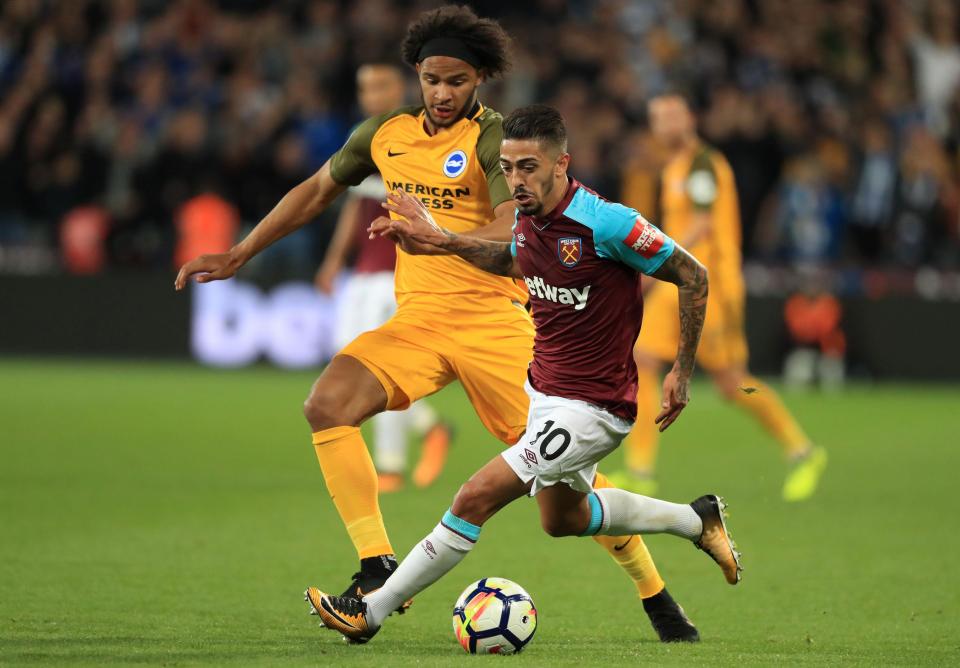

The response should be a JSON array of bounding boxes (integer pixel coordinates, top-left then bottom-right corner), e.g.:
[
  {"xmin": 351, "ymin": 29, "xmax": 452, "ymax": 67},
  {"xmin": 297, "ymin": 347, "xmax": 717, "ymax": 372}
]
[{"xmin": 529, "ymin": 420, "xmax": 572, "ymax": 461}]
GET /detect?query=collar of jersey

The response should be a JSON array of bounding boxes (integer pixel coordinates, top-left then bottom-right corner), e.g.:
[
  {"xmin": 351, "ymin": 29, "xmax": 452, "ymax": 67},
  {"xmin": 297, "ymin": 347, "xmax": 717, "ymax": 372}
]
[
  {"xmin": 526, "ymin": 177, "xmax": 579, "ymax": 232},
  {"xmin": 417, "ymin": 101, "xmax": 485, "ymax": 136}
]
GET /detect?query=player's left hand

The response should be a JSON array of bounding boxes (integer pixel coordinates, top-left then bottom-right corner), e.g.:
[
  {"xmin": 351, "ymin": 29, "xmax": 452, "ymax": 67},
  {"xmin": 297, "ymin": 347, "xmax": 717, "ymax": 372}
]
[
  {"xmin": 375, "ymin": 190, "xmax": 452, "ymax": 254},
  {"xmin": 382, "ymin": 188, "xmax": 433, "ymax": 223},
  {"xmin": 655, "ymin": 367, "xmax": 691, "ymax": 431},
  {"xmin": 367, "ymin": 215, "xmax": 398, "ymax": 240},
  {"xmin": 368, "ymin": 215, "xmax": 448, "ymax": 255}
]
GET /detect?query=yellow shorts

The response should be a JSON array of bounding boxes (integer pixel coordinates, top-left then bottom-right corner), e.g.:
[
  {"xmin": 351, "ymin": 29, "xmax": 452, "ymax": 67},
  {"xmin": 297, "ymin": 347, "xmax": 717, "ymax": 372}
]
[
  {"xmin": 636, "ymin": 282, "xmax": 748, "ymax": 372},
  {"xmin": 339, "ymin": 295, "xmax": 535, "ymax": 445}
]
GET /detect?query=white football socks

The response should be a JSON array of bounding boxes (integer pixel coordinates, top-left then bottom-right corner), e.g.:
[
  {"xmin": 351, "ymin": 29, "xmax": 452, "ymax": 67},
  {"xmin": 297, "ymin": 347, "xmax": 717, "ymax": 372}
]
[
  {"xmin": 364, "ymin": 511, "xmax": 479, "ymax": 628},
  {"xmin": 408, "ymin": 399, "xmax": 439, "ymax": 434},
  {"xmin": 591, "ymin": 488, "xmax": 703, "ymax": 540},
  {"xmin": 372, "ymin": 400, "xmax": 440, "ymax": 473},
  {"xmin": 362, "ymin": 494, "xmax": 700, "ymax": 629},
  {"xmin": 372, "ymin": 410, "xmax": 408, "ymax": 474}
]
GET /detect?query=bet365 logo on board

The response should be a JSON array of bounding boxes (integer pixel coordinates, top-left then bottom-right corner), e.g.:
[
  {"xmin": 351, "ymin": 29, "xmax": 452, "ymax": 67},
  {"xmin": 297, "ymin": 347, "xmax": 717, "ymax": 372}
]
[{"xmin": 443, "ymin": 150, "xmax": 468, "ymax": 178}]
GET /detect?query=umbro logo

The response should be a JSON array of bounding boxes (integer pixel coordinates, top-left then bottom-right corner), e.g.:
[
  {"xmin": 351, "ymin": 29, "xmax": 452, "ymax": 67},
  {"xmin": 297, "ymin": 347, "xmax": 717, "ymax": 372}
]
[
  {"xmin": 422, "ymin": 539, "xmax": 438, "ymax": 559},
  {"xmin": 523, "ymin": 448, "xmax": 538, "ymax": 465},
  {"xmin": 387, "ymin": 148, "xmax": 407, "ymax": 157}
]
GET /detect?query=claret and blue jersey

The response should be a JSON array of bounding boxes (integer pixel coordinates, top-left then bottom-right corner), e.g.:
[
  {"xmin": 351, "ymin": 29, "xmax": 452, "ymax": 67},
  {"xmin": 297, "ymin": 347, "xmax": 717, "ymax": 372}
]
[{"xmin": 511, "ymin": 178, "xmax": 676, "ymax": 421}]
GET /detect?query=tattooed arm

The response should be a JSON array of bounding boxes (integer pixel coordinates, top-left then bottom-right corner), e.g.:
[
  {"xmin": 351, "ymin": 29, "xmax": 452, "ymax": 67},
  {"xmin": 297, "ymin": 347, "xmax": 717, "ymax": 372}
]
[
  {"xmin": 374, "ymin": 189, "xmax": 522, "ymax": 278},
  {"xmin": 648, "ymin": 245, "xmax": 709, "ymax": 431},
  {"xmin": 438, "ymin": 233, "xmax": 520, "ymax": 277}
]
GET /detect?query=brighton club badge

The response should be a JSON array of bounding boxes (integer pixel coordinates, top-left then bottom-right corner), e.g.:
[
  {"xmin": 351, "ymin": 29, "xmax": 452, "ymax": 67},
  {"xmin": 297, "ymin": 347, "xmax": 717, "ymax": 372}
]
[{"xmin": 557, "ymin": 237, "xmax": 582, "ymax": 267}]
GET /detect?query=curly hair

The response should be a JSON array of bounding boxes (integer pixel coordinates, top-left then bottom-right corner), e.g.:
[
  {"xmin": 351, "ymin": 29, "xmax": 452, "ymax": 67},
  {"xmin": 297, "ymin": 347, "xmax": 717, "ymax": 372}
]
[{"xmin": 401, "ymin": 5, "xmax": 512, "ymax": 78}]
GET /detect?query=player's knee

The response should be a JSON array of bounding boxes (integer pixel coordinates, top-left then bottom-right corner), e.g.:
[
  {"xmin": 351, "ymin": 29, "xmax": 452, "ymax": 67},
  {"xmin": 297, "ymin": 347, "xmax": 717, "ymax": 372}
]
[
  {"xmin": 716, "ymin": 383, "xmax": 738, "ymax": 402},
  {"xmin": 303, "ymin": 385, "xmax": 350, "ymax": 431},
  {"xmin": 713, "ymin": 371, "xmax": 742, "ymax": 401}
]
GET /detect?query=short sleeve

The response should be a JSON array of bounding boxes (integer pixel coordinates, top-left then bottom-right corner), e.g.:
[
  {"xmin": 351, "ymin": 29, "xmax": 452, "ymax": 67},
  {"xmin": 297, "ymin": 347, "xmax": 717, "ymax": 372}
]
[
  {"xmin": 686, "ymin": 150, "xmax": 717, "ymax": 211},
  {"xmin": 564, "ymin": 188, "xmax": 675, "ymax": 275},
  {"xmin": 328, "ymin": 116, "xmax": 383, "ymax": 186},
  {"xmin": 476, "ymin": 112, "xmax": 512, "ymax": 208},
  {"xmin": 599, "ymin": 211, "xmax": 676, "ymax": 275}
]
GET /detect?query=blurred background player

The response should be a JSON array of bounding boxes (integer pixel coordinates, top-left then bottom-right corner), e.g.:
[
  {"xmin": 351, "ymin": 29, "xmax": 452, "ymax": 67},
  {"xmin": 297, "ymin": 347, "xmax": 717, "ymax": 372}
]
[
  {"xmin": 782, "ymin": 269, "xmax": 847, "ymax": 391},
  {"xmin": 610, "ymin": 95, "xmax": 828, "ymax": 502},
  {"xmin": 314, "ymin": 62, "xmax": 451, "ymax": 493}
]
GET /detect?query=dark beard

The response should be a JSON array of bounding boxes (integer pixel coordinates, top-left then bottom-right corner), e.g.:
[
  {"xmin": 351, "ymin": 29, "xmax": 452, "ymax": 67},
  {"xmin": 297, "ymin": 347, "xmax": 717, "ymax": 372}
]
[
  {"xmin": 518, "ymin": 201, "xmax": 542, "ymax": 216},
  {"xmin": 422, "ymin": 91, "xmax": 477, "ymax": 128}
]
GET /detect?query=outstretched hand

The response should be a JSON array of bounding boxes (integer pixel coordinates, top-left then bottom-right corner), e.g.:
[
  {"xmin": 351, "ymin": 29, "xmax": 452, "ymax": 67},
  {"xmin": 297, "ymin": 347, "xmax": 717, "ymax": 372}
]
[
  {"xmin": 655, "ymin": 367, "xmax": 691, "ymax": 432},
  {"xmin": 366, "ymin": 189, "xmax": 451, "ymax": 255},
  {"xmin": 174, "ymin": 252, "xmax": 242, "ymax": 291}
]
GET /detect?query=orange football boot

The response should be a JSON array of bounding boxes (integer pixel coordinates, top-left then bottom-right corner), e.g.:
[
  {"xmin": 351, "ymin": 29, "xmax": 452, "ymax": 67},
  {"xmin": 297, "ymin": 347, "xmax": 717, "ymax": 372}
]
[
  {"xmin": 305, "ymin": 587, "xmax": 379, "ymax": 644},
  {"xmin": 690, "ymin": 494, "xmax": 743, "ymax": 585},
  {"xmin": 411, "ymin": 422, "xmax": 452, "ymax": 488}
]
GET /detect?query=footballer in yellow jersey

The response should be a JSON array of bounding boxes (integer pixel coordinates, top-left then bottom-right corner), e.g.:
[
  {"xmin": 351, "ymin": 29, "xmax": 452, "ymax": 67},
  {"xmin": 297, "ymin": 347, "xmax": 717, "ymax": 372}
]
[
  {"xmin": 175, "ymin": 6, "xmax": 699, "ymax": 643},
  {"xmin": 611, "ymin": 95, "xmax": 827, "ymax": 501}
]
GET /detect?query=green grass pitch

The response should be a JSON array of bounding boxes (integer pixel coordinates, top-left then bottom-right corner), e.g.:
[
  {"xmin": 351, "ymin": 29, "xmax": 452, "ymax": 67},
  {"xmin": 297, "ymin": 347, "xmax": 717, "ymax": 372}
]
[{"xmin": 1, "ymin": 359, "xmax": 959, "ymax": 666}]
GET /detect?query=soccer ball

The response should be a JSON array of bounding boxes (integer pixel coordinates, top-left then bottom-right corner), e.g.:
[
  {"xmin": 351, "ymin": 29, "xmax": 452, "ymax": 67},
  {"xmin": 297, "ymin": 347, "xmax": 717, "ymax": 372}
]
[{"xmin": 452, "ymin": 577, "xmax": 537, "ymax": 654}]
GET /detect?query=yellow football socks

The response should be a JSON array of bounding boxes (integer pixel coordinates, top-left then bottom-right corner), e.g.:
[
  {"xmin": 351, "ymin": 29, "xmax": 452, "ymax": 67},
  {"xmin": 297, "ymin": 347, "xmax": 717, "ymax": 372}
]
[
  {"xmin": 593, "ymin": 472, "xmax": 666, "ymax": 599},
  {"xmin": 313, "ymin": 426, "xmax": 393, "ymax": 559},
  {"xmin": 625, "ymin": 367, "xmax": 661, "ymax": 475},
  {"xmin": 731, "ymin": 377, "xmax": 811, "ymax": 459}
]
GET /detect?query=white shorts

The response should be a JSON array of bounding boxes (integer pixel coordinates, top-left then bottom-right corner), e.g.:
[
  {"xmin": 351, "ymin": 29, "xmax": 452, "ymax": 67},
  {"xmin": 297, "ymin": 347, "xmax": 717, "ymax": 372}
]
[
  {"xmin": 334, "ymin": 271, "xmax": 397, "ymax": 350},
  {"xmin": 502, "ymin": 381, "xmax": 633, "ymax": 496}
]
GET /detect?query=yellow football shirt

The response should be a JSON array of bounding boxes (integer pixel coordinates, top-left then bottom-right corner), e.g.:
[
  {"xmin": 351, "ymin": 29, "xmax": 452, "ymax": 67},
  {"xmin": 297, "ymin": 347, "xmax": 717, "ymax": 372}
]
[
  {"xmin": 329, "ymin": 102, "xmax": 525, "ymax": 306},
  {"xmin": 660, "ymin": 143, "xmax": 744, "ymax": 297}
]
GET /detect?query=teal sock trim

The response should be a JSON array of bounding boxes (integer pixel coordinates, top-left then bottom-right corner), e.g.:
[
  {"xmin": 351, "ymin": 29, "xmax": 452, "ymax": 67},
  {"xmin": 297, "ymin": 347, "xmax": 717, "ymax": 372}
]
[
  {"xmin": 579, "ymin": 493, "xmax": 603, "ymax": 536},
  {"xmin": 441, "ymin": 509, "xmax": 481, "ymax": 543}
]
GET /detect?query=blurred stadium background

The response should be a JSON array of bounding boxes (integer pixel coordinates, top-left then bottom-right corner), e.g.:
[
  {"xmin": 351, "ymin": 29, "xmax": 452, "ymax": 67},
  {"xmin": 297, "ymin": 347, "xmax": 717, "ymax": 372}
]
[
  {"xmin": 2, "ymin": 0, "xmax": 959, "ymax": 665},
  {"xmin": 1, "ymin": 0, "xmax": 960, "ymax": 376}
]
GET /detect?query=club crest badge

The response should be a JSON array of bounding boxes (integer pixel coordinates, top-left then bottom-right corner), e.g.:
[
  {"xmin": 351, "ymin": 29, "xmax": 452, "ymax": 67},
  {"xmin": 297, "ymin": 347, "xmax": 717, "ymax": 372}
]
[
  {"xmin": 558, "ymin": 237, "xmax": 582, "ymax": 267},
  {"xmin": 443, "ymin": 149, "xmax": 468, "ymax": 178}
]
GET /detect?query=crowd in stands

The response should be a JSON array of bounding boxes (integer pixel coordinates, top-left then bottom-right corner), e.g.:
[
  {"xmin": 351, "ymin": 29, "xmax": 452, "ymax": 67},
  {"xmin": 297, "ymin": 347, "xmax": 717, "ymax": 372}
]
[{"xmin": 0, "ymin": 0, "xmax": 958, "ymax": 276}]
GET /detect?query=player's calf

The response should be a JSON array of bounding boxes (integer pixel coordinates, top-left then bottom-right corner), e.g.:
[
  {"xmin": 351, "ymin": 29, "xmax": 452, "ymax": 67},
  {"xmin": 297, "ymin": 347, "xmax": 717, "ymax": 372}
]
[
  {"xmin": 449, "ymin": 456, "xmax": 531, "ymax": 526},
  {"xmin": 536, "ymin": 484, "xmax": 594, "ymax": 537},
  {"xmin": 539, "ymin": 514, "xmax": 588, "ymax": 537}
]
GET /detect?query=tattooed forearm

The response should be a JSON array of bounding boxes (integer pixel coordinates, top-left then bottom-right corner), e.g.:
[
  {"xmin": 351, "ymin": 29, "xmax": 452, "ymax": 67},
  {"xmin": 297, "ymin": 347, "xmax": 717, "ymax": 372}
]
[
  {"xmin": 649, "ymin": 246, "xmax": 709, "ymax": 376},
  {"xmin": 442, "ymin": 231, "xmax": 520, "ymax": 278}
]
